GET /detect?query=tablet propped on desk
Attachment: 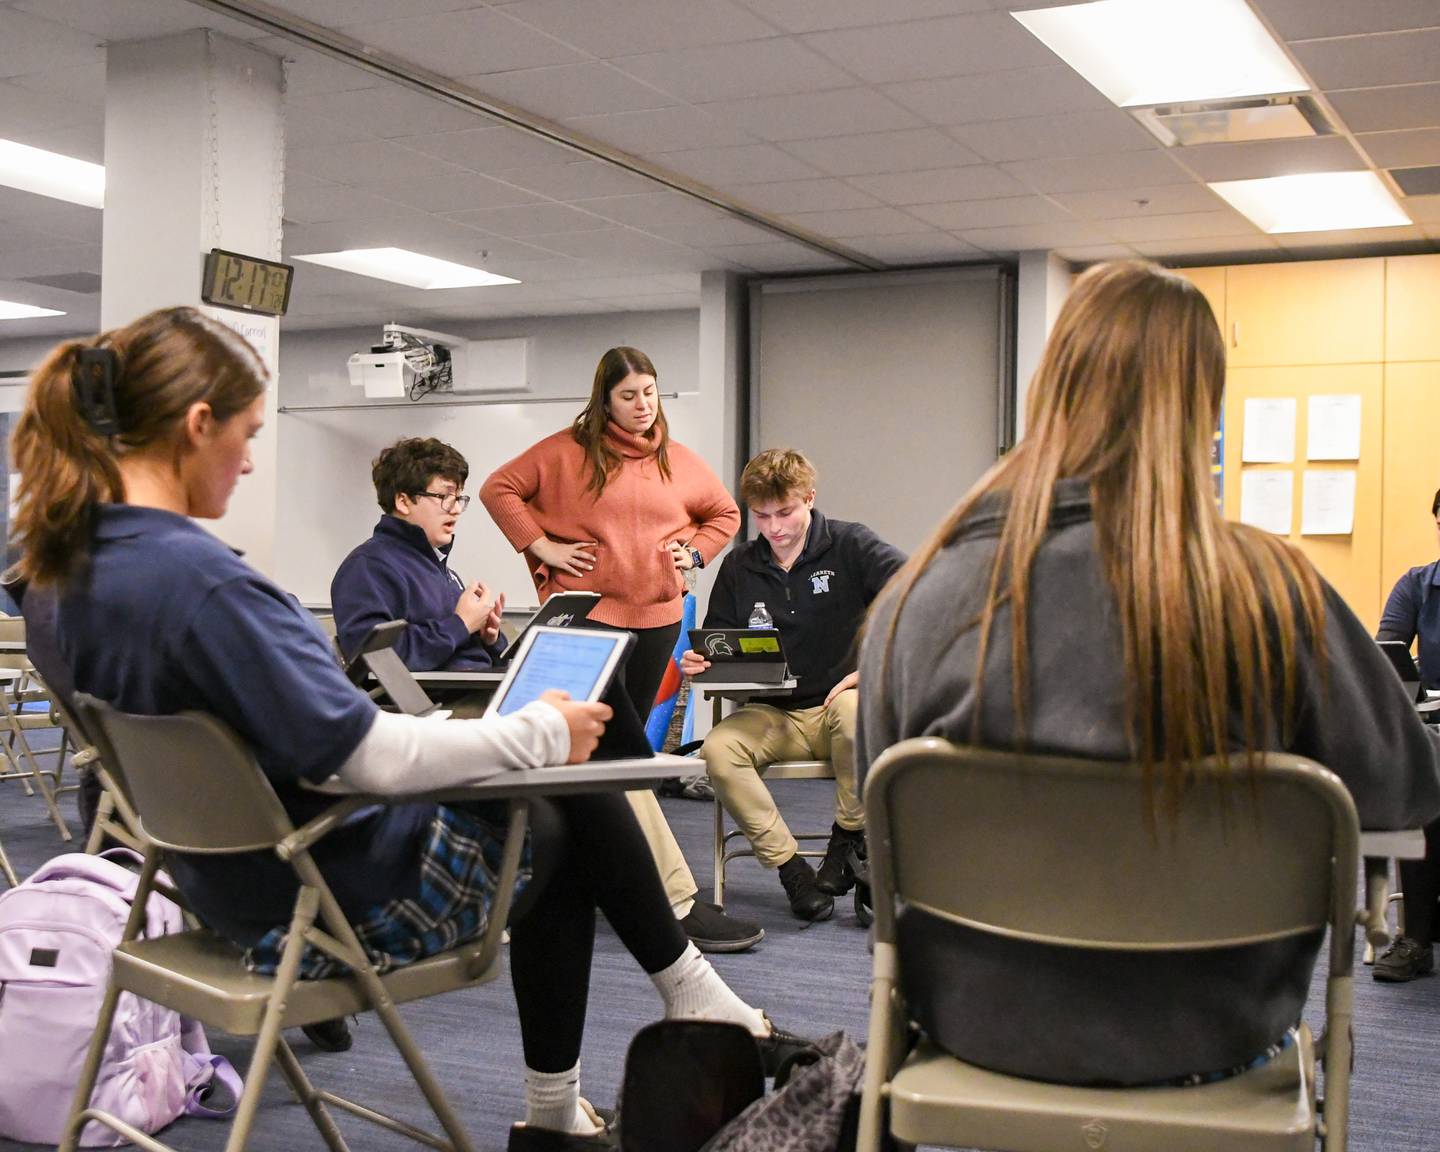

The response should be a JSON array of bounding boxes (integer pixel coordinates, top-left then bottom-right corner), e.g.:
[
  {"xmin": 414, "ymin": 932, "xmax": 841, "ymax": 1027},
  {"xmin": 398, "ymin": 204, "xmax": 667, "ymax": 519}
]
[
  {"xmin": 689, "ymin": 628, "xmax": 790, "ymax": 686},
  {"xmin": 500, "ymin": 592, "xmax": 602, "ymax": 660},
  {"xmin": 1377, "ymin": 640, "xmax": 1426, "ymax": 703},
  {"xmin": 486, "ymin": 626, "xmax": 653, "ymax": 760}
]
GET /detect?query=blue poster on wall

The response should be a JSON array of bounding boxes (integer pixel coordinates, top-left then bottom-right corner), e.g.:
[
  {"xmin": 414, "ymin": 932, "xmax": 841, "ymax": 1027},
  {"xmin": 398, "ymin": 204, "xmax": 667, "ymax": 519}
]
[{"xmin": 1212, "ymin": 405, "xmax": 1224, "ymax": 512}]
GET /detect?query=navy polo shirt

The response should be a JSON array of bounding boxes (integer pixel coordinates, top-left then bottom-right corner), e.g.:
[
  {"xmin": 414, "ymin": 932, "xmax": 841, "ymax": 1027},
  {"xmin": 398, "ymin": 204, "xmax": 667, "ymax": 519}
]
[
  {"xmin": 1378, "ymin": 558, "xmax": 1440, "ymax": 689},
  {"xmin": 57, "ymin": 505, "xmax": 433, "ymax": 944}
]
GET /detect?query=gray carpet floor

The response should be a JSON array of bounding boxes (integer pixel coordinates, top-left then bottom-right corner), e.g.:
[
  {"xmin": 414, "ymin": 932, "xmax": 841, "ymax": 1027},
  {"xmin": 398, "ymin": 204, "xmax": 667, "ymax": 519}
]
[{"xmin": 2, "ymin": 739, "xmax": 1438, "ymax": 1151}]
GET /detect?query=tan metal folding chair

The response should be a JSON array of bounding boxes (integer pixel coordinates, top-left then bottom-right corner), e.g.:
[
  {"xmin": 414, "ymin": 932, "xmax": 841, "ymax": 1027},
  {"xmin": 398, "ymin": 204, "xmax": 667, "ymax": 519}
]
[
  {"xmin": 857, "ymin": 739, "xmax": 1359, "ymax": 1152},
  {"xmin": 711, "ymin": 759, "xmax": 835, "ymax": 905},
  {"xmin": 63, "ymin": 693, "xmax": 528, "ymax": 1152}
]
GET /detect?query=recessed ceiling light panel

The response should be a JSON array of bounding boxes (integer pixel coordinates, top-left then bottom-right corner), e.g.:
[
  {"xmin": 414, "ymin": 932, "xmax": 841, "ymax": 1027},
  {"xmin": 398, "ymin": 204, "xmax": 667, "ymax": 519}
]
[
  {"xmin": 0, "ymin": 139, "xmax": 104, "ymax": 209},
  {"xmin": 1209, "ymin": 171, "xmax": 1411, "ymax": 234},
  {"xmin": 0, "ymin": 300, "xmax": 66, "ymax": 320},
  {"xmin": 1013, "ymin": 0, "xmax": 1309, "ymax": 108},
  {"xmin": 293, "ymin": 247, "xmax": 519, "ymax": 290}
]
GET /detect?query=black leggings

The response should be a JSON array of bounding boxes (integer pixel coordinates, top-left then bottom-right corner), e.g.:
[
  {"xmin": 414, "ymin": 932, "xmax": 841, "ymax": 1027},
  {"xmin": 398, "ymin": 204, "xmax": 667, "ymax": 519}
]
[
  {"xmin": 1400, "ymin": 814, "xmax": 1440, "ymax": 943},
  {"xmin": 590, "ymin": 620, "xmax": 682, "ymax": 725},
  {"xmin": 506, "ymin": 791, "xmax": 688, "ymax": 1072}
]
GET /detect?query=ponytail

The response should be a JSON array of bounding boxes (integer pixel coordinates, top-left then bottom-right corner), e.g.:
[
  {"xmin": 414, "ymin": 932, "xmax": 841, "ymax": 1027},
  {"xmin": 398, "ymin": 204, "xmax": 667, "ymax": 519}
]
[
  {"xmin": 11, "ymin": 340, "xmax": 126, "ymax": 586},
  {"xmin": 10, "ymin": 306, "xmax": 267, "ymax": 588}
]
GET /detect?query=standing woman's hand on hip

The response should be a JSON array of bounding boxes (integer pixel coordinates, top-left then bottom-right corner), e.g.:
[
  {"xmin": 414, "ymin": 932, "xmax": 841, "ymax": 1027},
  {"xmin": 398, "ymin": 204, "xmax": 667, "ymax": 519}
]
[{"xmin": 529, "ymin": 537, "xmax": 597, "ymax": 578}]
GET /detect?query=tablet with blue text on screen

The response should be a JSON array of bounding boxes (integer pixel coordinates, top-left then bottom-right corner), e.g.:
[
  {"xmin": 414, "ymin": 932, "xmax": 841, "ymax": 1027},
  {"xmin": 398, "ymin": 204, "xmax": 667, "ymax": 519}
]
[{"xmin": 486, "ymin": 626, "xmax": 634, "ymax": 718}]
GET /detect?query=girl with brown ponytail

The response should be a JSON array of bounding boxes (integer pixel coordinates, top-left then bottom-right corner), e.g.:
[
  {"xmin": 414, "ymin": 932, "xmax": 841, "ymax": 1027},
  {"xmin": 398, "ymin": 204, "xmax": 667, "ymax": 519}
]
[
  {"xmin": 14, "ymin": 306, "xmax": 797, "ymax": 1147},
  {"xmin": 857, "ymin": 260, "xmax": 1440, "ymax": 1086}
]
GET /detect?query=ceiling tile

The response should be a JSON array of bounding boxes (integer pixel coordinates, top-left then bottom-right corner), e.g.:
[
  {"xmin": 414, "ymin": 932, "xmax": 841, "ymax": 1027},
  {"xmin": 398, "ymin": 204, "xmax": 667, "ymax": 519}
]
[
  {"xmin": 781, "ymin": 206, "xmax": 927, "ymax": 237},
  {"xmin": 1293, "ymin": 30, "xmax": 1440, "ymax": 92},
  {"xmin": 1050, "ymin": 183, "xmax": 1228, "ymax": 219},
  {"xmin": 847, "ymin": 164, "xmax": 1028, "ymax": 205},
  {"xmin": 7, "ymin": 61, "xmax": 105, "ymax": 110},
  {"xmin": 0, "ymin": 242, "xmax": 101, "ymax": 280},
  {"xmin": 801, "ymin": 13, "xmax": 1055, "ymax": 84},
  {"xmin": 338, "ymin": 8, "xmax": 585, "ymax": 77},
  {"xmin": 1255, "ymin": 0, "xmax": 1440, "ymax": 40},
  {"xmin": 701, "ymin": 239, "xmax": 850, "ymax": 271},
  {"xmin": 949, "ymin": 108, "xmax": 1158, "ymax": 163},
  {"xmin": 284, "ymin": 185, "xmax": 423, "ymax": 225},
  {"xmin": 362, "ymin": 172, "xmax": 545, "ymax": 214},
  {"xmin": 643, "ymin": 215, "xmax": 780, "ymax": 246},
  {"xmin": 498, "ymin": 161, "xmax": 659, "ymax": 200},
  {"xmin": 884, "ymin": 65, "xmax": 1110, "ymax": 126},
  {"xmin": 284, "ymin": 110, "xmax": 377, "ymax": 150},
  {"xmin": 398, "ymin": 126, "xmax": 582, "ymax": 172},
  {"xmin": 1357, "ymin": 129, "xmax": 1440, "ymax": 169},
  {"xmin": 645, "ymin": 144, "xmax": 821, "ymax": 184},
  {"xmin": 575, "ymin": 191, "xmax": 732, "ymax": 227},
  {"xmin": 842, "ymin": 230, "xmax": 986, "ymax": 264},
  {"xmin": 1054, "ymin": 244, "xmax": 1139, "ymax": 263},
  {"xmin": 780, "ymin": 129, "xmax": 982, "ymax": 176},
  {"xmin": 445, "ymin": 201, "xmax": 615, "ymax": 237},
  {"xmin": 566, "ymin": 273, "xmax": 700, "ymax": 298},
  {"xmin": 611, "ymin": 38, "xmax": 854, "ymax": 103},
  {"xmin": 611, "ymin": 292, "xmax": 701, "ymax": 311},
  {"xmin": 565, "ymin": 106, "xmax": 756, "ymax": 153},
  {"xmin": 700, "ymin": 88, "xmax": 925, "ymax": 142},
  {"xmin": 9, "ymin": 0, "xmax": 267, "ymax": 43},
  {"xmin": 1402, "ymin": 193, "xmax": 1440, "ymax": 223},
  {"xmin": 249, "ymin": 38, "xmax": 379, "ymax": 97},
  {"xmin": 458, "ymin": 62, "xmax": 677, "ymax": 120},
  {"xmin": 729, "ymin": 178, "xmax": 880, "ymax": 213},
  {"xmin": 957, "ymin": 221, "xmax": 1115, "ymax": 252},
  {"xmin": 0, "ymin": 79, "xmax": 98, "ymax": 138},
  {"xmin": 290, "ymin": 86, "xmax": 482, "ymax": 140},
  {"xmin": 1001, "ymin": 151, "xmax": 1193, "ymax": 193},
  {"xmin": 289, "ymin": 138, "xmax": 454, "ymax": 185},
  {"xmin": 523, "ymin": 227, "xmax": 691, "ymax": 260},
  {"xmin": 908, "ymin": 195, "xmax": 1072, "ymax": 229},
  {"xmin": 0, "ymin": 6, "xmax": 103, "ymax": 79},
  {"xmin": 259, "ymin": 0, "xmax": 483, "ymax": 25},
  {"xmin": 739, "ymin": 0, "xmax": 992, "ymax": 34},
  {"xmin": 1129, "ymin": 234, "xmax": 1281, "ymax": 259},
  {"xmin": 1175, "ymin": 135, "xmax": 1368, "ymax": 182},
  {"xmin": 1275, "ymin": 224, "xmax": 1430, "ymax": 255},
  {"xmin": 499, "ymin": 0, "xmax": 777, "ymax": 58},
  {"xmin": 1328, "ymin": 84, "xmax": 1440, "ymax": 133},
  {"xmin": 1100, "ymin": 210, "xmax": 1260, "ymax": 243}
]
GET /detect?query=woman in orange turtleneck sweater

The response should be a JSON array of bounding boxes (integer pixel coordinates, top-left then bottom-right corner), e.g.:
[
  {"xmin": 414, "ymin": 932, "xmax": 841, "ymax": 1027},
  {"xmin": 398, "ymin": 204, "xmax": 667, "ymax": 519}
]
[{"xmin": 481, "ymin": 345, "xmax": 740, "ymax": 718}]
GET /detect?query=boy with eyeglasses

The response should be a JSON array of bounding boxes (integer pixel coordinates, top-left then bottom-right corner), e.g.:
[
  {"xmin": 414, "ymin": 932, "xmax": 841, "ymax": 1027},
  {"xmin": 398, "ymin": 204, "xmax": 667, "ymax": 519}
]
[{"xmin": 332, "ymin": 437, "xmax": 507, "ymax": 671}]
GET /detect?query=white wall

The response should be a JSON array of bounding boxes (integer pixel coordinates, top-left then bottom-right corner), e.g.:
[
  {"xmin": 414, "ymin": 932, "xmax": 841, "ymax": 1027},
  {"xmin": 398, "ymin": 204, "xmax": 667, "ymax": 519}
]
[
  {"xmin": 1015, "ymin": 250, "xmax": 1073, "ymax": 438},
  {"xmin": 275, "ymin": 309, "xmax": 710, "ymax": 607}
]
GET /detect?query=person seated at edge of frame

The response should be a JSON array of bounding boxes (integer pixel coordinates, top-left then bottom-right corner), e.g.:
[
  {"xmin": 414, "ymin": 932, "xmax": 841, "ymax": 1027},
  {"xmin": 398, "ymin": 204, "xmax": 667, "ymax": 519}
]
[
  {"xmin": 11, "ymin": 306, "xmax": 805, "ymax": 1151},
  {"xmin": 332, "ymin": 437, "xmax": 506, "ymax": 676},
  {"xmin": 858, "ymin": 260, "xmax": 1440, "ymax": 1087},
  {"xmin": 680, "ymin": 449, "xmax": 904, "ymax": 922},
  {"xmin": 1371, "ymin": 486, "xmax": 1440, "ymax": 983},
  {"xmin": 334, "ymin": 434, "xmax": 765, "ymax": 957}
]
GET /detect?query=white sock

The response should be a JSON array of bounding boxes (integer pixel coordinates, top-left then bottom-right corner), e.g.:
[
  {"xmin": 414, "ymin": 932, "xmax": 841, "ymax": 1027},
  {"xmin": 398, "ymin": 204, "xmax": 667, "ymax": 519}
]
[
  {"xmin": 672, "ymin": 895, "xmax": 695, "ymax": 920},
  {"xmin": 650, "ymin": 942, "xmax": 768, "ymax": 1037},
  {"xmin": 523, "ymin": 1064, "xmax": 603, "ymax": 1135}
]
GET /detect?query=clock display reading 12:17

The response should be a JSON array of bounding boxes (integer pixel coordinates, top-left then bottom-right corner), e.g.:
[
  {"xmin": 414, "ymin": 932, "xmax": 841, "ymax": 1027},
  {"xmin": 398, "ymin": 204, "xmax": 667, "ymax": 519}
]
[{"xmin": 201, "ymin": 248, "xmax": 294, "ymax": 316}]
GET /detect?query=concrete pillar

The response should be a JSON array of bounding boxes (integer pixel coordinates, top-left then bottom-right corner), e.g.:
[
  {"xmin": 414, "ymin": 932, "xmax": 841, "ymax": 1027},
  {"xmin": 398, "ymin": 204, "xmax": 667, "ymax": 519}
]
[
  {"xmin": 103, "ymin": 30, "xmax": 284, "ymax": 574},
  {"xmin": 1014, "ymin": 250, "xmax": 1073, "ymax": 440}
]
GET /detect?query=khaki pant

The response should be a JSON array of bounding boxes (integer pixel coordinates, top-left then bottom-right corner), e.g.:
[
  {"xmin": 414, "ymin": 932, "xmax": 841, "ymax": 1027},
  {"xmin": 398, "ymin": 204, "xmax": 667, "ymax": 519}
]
[
  {"xmin": 701, "ymin": 689, "xmax": 863, "ymax": 869},
  {"xmin": 445, "ymin": 691, "xmax": 697, "ymax": 909}
]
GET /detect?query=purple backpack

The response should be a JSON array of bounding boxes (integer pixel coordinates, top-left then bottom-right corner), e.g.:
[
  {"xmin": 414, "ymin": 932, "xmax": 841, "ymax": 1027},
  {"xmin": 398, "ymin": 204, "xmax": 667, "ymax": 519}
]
[{"xmin": 0, "ymin": 851, "xmax": 240, "ymax": 1146}]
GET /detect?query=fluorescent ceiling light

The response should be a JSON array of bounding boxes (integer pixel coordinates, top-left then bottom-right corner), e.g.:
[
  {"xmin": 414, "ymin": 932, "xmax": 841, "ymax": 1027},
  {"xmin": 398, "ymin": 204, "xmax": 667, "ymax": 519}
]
[
  {"xmin": 1013, "ymin": 0, "xmax": 1308, "ymax": 108},
  {"xmin": 1209, "ymin": 171, "xmax": 1411, "ymax": 234},
  {"xmin": 0, "ymin": 139, "xmax": 104, "ymax": 209},
  {"xmin": 0, "ymin": 300, "xmax": 65, "ymax": 320},
  {"xmin": 293, "ymin": 247, "xmax": 519, "ymax": 289}
]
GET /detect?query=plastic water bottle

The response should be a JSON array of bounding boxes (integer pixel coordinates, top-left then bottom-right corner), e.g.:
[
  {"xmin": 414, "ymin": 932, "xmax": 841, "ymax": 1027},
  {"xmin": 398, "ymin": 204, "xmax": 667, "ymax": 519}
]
[{"xmin": 748, "ymin": 602, "xmax": 773, "ymax": 629}]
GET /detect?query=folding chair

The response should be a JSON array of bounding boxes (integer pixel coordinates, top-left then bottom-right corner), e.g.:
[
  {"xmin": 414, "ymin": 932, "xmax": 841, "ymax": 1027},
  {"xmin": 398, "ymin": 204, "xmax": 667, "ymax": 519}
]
[
  {"xmin": 63, "ymin": 694, "xmax": 528, "ymax": 1152},
  {"xmin": 857, "ymin": 739, "xmax": 1359, "ymax": 1152},
  {"xmin": 712, "ymin": 759, "xmax": 836, "ymax": 905}
]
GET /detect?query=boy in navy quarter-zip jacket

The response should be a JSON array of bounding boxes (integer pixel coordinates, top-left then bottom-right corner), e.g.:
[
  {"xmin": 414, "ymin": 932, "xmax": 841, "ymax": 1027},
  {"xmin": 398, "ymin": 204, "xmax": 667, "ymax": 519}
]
[{"xmin": 681, "ymin": 449, "xmax": 905, "ymax": 923}]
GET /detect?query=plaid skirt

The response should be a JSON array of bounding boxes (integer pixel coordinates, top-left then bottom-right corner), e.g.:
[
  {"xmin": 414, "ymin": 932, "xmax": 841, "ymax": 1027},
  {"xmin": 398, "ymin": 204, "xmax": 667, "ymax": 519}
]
[{"xmin": 245, "ymin": 804, "xmax": 532, "ymax": 981}]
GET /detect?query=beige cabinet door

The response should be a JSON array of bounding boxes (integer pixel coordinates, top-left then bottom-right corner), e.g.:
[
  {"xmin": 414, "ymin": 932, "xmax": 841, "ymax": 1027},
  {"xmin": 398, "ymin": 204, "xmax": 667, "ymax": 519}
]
[
  {"xmin": 1224, "ymin": 364, "xmax": 1383, "ymax": 630},
  {"xmin": 1386, "ymin": 255, "xmax": 1440, "ymax": 363},
  {"xmin": 1174, "ymin": 265, "xmax": 1225, "ymax": 335},
  {"xmin": 1381, "ymin": 362, "xmax": 1440, "ymax": 599},
  {"xmin": 1226, "ymin": 259, "xmax": 1384, "ymax": 368}
]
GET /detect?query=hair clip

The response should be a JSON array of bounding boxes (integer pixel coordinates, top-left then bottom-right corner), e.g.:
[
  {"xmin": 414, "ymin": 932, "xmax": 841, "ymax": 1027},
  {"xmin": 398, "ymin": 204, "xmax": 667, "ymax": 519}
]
[{"xmin": 73, "ymin": 347, "xmax": 122, "ymax": 436}]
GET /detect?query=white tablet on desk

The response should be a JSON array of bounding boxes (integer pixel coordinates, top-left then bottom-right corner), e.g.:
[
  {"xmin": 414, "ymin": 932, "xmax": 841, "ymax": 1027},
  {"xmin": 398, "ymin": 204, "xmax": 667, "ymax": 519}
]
[{"xmin": 485, "ymin": 626, "xmax": 634, "ymax": 719}]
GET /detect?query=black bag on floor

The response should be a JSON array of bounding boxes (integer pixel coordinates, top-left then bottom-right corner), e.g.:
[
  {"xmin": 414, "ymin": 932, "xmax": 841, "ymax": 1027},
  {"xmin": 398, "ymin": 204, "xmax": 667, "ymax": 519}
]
[
  {"xmin": 701, "ymin": 1032, "xmax": 867, "ymax": 1152},
  {"xmin": 618, "ymin": 1020, "xmax": 764, "ymax": 1152}
]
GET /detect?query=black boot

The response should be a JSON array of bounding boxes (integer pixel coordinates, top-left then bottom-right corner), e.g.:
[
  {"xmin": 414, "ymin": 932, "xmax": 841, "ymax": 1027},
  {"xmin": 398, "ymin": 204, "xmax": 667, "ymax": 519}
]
[
  {"xmin": 815, "ymin": 824, "xmax": 866, "ymax": 896},
  {"xmin": 778, "ymin": 855, "xmax": 833, "ymax": 922}
]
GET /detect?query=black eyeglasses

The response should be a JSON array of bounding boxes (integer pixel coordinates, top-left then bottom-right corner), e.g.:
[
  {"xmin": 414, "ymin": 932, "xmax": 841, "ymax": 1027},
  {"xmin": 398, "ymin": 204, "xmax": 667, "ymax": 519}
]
[{"xmin": 411, "ymin": 491, "xmax": 471, "ymax": 513}]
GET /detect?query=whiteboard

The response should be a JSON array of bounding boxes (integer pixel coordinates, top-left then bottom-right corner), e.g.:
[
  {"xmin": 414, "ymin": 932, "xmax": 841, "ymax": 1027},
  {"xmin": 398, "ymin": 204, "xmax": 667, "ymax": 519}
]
[{"xmin": 750, "ymin": 267, "xmax": 1012, "ymax": 554}]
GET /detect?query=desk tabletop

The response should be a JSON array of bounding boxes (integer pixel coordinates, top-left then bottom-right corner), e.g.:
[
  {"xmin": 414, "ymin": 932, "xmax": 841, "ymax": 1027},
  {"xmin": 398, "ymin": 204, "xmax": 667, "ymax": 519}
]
[
  {"xmin": 1360, "ymin": 828, "xmax": 1427, "ymax": 860},
  {"xmin": 308, "ymin": 753, "xmax": 690, "ymax": 801},
  {"xmin": 699, "ymin": 679, "xmax": 798, "ymax": 700},
  {"xmin": 410, "ymin": 670, "xmax": 506, "ymax": 685}
]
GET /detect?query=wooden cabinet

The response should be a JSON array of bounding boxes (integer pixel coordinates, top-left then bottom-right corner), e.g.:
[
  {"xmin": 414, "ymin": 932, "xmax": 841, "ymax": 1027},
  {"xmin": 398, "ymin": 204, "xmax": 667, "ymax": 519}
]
[
  {"xmin": 1223, "ymin": 365, "xmax": 1384, "ymax": 631},
  {"xmin": 1386, "ymin": 254, "xmax": 1440, "ymax": 362},
  {"xmin": 1381, "ymin": 362, "xmax": 1440, "ymax": 594},
  {"xmin": 1175, "ymin": 265, "xmax": 1225, "ymax": 336},
  {"xmin": 1225, "ymin": 258, "xmax": 1384, "ymax": 367}
]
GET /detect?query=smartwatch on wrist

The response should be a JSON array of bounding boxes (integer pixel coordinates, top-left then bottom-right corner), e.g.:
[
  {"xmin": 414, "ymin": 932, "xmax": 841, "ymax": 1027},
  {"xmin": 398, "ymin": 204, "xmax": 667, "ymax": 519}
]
[{"xmin": 688, "ymin": 547, "xmax": 705, "ymax": 570}]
